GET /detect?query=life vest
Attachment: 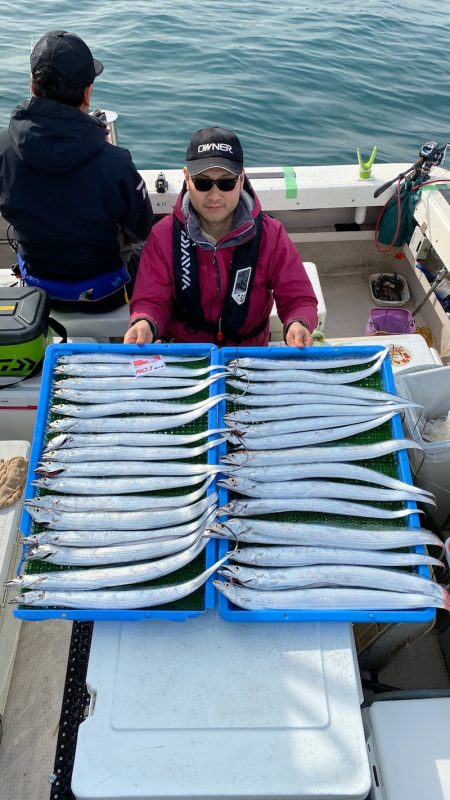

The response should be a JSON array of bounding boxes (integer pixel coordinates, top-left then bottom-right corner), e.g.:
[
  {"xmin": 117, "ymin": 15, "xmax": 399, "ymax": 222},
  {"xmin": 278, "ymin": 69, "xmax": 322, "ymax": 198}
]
[
  {"xmin": 172, "ymin": 212, "xmax": 266, "ymax": 343},
  {"xmin": 17, "ymin": 254, "xmax": 130, "ymax": 302}
]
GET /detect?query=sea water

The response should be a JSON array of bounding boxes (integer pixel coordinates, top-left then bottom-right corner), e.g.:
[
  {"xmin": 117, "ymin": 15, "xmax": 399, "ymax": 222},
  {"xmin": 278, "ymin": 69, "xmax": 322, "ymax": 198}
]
[{"xmin": 0, "ymin": 0, "xmax": 449, "ymax": 170}]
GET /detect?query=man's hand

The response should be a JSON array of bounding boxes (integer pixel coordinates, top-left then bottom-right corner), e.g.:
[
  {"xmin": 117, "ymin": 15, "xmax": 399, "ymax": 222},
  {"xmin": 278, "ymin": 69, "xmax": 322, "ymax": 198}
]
[
  {"xmin": 123, "ymin": 320, "xmax": 154, "ymax": 345},
  {"xmin": 285, "ymin": 321, "xmax": 313, "ymax": 348}
]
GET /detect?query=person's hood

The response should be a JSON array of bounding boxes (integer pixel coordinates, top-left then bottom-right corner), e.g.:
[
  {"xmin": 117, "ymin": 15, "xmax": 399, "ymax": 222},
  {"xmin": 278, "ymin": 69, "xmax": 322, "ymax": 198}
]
[
  {"xmin": 173, "ymin": 175, "xmax": 262, "ymax": 249},
  {"xmin": 8, "ymin": 97, "xmax": 106, "ymax": 174}
]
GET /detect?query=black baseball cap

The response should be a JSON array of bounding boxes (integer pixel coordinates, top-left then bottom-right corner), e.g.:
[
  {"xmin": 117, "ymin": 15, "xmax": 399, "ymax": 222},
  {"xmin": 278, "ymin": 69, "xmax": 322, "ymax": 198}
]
[
  {"xmin": 186, "ymin": 127, "xmax": 244, "ymax": 175},
  {"xmin": 30, "ymin": 30, "xmax": 104, "ymax": 89}
]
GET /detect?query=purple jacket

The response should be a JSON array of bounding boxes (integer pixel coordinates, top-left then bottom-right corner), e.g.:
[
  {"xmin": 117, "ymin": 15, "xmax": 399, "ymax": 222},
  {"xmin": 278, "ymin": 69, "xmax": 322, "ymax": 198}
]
[{"xmin": 130, "ymin": 182, "xmax": 318, "ymax": 345}]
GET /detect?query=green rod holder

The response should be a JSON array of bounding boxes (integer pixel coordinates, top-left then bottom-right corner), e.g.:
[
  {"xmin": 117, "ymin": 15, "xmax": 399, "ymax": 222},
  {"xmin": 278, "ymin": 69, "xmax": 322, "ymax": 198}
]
[{"xmin": 357, "ymin": 146, "xmax": 377, "ymax": 179}]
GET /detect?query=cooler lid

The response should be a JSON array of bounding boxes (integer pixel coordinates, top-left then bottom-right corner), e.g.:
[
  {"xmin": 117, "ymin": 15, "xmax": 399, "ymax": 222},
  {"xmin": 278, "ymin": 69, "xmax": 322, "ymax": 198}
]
[
  {"xmin": 72, "ymin": 618, "xmax": 370, "ymax": 800},
  {"xmin": 0, "ymin": 287, "xmax": 49, "ymax": 345}
]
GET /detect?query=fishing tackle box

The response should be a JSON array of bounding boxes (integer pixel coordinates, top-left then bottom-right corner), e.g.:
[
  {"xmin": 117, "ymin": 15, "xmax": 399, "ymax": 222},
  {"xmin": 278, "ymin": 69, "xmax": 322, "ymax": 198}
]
[
  {"xmin": 0, "ymin": 287, "xmax": 51, "ymax": 378},
  {"xmin": 213, "ymin": 344, "xmax": 437, "ymax": 624},
  {"xmin": 15, "ymin": 341, "xmax": 219, "ymax": 622}
]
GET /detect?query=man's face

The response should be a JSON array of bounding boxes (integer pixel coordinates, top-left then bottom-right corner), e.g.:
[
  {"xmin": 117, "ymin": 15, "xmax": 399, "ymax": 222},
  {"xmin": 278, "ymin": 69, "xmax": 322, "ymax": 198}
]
[{"xmin": 183, "ymin": 167, "xmax": 244, "ymax": 229}]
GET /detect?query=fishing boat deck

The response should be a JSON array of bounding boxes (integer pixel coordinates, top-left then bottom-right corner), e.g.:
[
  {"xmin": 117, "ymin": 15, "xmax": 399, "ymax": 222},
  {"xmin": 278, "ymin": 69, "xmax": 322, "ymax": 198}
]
[{"xmin": 1, "ymin": 161, "xmax": 450, "ymax": 799}]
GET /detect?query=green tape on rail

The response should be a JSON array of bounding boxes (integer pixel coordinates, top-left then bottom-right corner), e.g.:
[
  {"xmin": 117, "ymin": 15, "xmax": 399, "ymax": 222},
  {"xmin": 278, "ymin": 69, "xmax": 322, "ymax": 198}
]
[{"xmin": 283, "ymin": 166, "xmax": 297, "ymax": 199}]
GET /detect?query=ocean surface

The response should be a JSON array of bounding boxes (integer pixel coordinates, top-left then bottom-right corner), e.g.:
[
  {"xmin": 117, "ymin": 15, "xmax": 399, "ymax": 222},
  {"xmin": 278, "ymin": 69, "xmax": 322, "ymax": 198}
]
[{"xmin": 0, "ymin": 0, "xmax": 449, "ymax": 171}]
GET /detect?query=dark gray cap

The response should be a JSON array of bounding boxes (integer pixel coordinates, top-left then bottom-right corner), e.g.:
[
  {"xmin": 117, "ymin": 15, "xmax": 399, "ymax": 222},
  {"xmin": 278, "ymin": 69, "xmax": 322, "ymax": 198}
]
[
  {"xmin": 30, "ymin": 30, "xmax": 103, "ymax": 89},
  {"xmin": 186, "ymin": 127, "xmax": 244, "ymax": 175}
]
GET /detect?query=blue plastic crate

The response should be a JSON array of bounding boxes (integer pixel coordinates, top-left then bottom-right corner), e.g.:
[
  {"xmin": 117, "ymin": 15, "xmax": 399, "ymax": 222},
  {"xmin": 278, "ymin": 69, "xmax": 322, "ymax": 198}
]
[
  {"xmin": 15, "ymin": 342, "xmax": 221, "ymax": 621},
  {"xmin": 215, "ymin": 344, "xmax": 436, "ymax": 623}
]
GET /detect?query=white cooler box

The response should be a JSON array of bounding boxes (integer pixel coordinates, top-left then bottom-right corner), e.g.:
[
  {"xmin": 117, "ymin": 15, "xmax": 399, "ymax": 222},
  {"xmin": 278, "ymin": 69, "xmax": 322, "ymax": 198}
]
[
  {"xmin": 0, "ymin": 440, "xmax": 30, "ymax": 721},
  {"xmin": 270, "ymin": 261, "xmax": 327, "ymax": 341},
  {"xmin": 72, "ymin": 618, "xmax": 370, "ymax": 800},
  {"xmin": 363, "ymin": 697, "xmax": 450, "ymax": 799},
  {"xmin": 327, "ymin": 334, "xmax": 442, "ymax": 374}
]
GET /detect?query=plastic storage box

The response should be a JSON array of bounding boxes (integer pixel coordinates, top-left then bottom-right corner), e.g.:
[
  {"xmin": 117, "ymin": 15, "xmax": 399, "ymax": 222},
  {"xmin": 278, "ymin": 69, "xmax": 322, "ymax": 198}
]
[
  {"xmin": 369, "ymin": 273, "xmax": 410, "ymax": 306},
  {"xmin": 14, "ymin": 342, "xmax": 220, "ymax": 621},
  {"xmin": 395, "ymin": 365, "xmax": 450, "ymax": 530},
  {"xmin": 215, "ymin": 344, "xmax": 435, "ymax": 623}
]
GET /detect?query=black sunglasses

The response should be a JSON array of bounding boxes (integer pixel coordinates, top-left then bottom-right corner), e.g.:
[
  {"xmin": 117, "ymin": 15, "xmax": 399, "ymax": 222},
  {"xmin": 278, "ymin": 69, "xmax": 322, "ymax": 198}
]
[{"xmin": 190, "ymin": 175, "xmax": 240, "ymax": 192}]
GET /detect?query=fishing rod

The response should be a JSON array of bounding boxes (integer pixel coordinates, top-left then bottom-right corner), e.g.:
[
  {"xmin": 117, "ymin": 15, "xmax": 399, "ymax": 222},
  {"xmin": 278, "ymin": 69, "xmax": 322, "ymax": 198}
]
[{"xmin": 374, "ymin": 141, "xmax": 450, "ymax": 199}]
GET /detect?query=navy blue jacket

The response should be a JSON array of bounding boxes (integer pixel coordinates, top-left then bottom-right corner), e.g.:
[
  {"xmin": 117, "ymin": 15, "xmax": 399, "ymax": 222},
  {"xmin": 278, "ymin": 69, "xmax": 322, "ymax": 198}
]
[{"xmin": 0, "ymin": 97, "xmax": 153, "ymax": 279}]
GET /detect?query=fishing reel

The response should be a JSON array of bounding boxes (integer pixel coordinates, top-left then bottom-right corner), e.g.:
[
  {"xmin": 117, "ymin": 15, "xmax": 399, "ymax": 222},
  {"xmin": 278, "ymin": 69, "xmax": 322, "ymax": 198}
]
[
  {"xmin": 419, "ymin": 141, "xmax": 449, "ymax": 168},
  {"xmin": 155, "ymin": 172, "xmax": 168, "ymax": 193},
  {"xmin": 374, "ymin": 140, "xmax": 450, "ymax": 198}
]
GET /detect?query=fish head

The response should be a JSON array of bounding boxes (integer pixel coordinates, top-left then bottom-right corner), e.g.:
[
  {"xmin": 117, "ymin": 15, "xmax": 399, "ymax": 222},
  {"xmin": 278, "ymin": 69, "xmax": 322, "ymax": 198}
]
[
  {"xmin": 218, "ymin": 565, "xmax": 242, "ymax": 581},
  {"xmin": 24, "ymin": 506, "xmax": 53, "ymax": 524},
  {"xmin": 40, "ymin": 451, "xmax": 60, "ymax": 462},
  {"xmin": 217, "ymin": 478, "xmax": 235, "ymax": 489},
  {"xmin": 35, "ymin": 463, "xmax": 64, "ymax": 477},
  {"xmin": 21, "ymin": 535, "xmax": 40, "ymax": 547},
  {"xmin": 10, "ymin": 590, "xmax": 45, "ymax": 606},
  {"xmin": 5, "ymin": 576, "xmax": 24, "ymax": 588},
  {"xmin": 212, "ymin": 579, "xmax": 233, "ymax": 596},
  {"xmin": 49, "ymin": 418, "xmax": 75, "ymax": 431},
  {"xmin": 26, "ymin": 545, "xmax": 53, "ymax": 561},
  {"xmin": 44, "ymin": 434, "xmax": 69, "ymax": 450},
  {"xmin": 31, "ymin": 478, "xmax": 54, "ymax": 491}
]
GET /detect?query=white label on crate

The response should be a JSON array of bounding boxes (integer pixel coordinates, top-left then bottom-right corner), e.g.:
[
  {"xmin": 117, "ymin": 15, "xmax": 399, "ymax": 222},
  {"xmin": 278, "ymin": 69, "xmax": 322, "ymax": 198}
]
[{"xmin": 131, "ymin": 356, "xmax": 166, "ymax": 377}]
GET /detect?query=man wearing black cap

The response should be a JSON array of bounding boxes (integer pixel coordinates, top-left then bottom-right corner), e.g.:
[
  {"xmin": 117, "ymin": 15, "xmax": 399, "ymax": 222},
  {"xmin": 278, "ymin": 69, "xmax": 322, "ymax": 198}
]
[
  {"xmin": 0, "ymin": 30, "xmax": 153, "ymax": 310},
  {"xmin": 125, "ymin": 126, "xmax": 317, "ymax": 346}
]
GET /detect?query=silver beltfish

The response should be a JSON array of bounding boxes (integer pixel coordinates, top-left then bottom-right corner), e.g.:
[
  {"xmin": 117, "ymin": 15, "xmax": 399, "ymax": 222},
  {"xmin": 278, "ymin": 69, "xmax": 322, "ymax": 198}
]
[
  {"xmin": 228, "ymin": 391, "xmax": 410, "ymax": 408},
  {"xmin": 219, "ymin": 563, "xmax": 442, "ymax": 598},
  {"xmin": 53, "ymin": 373, "xmax": 227, "ymax": 403},
  {"xmin": 219, "ymin": 498, "xmax": 420, "ymax": 520},
  {"xmin": 45, "ymin": 429, "xmax": 226, "ymax": 450},
  {"xmin": 36, "ymin": 462, "xmax": 224, "ymax": 478},
  {"xmin": 42, "ymin": 438, "xmax": 227, "ymax": 463},
  {"xmin": 48, "ymin": 394, "xmax": 225, "ymax": 433},
  {"xmin": 25, "ymin": 508, "xmax": 217, "ymax": 547},
  {"xmin": 208, "ymin": 518, "xmax": 441, "ymax": 549},
  {"xmin": 12, "ymin": 536, "xmax": 209, "ymax": 591},
  {"xmin": 26, "ymin": 529, "xmax": 203, "ymax": 566},
  {"xmin": 13, "ymin": 551, "xmax": 231, "ymax": 609},
  {"xmin": 27, "ymin": 493, "xmax": 217, "ymax": 530},
  {"xmin": 228, "ymin": 351, "xmax": 386, "ymax": 371},
  {"xmin": 32, "ymin": 473, "xmax": 211, "ymax": 495},
  {"xmin": 228, "ymin": 355, "xmax": 386, "ymax": 385},
  {"xmin": 226, "ymin": 411, "xmax": 394, "ymax": 438},
  {"xmin": 54, "ymin": 363, "xmax": 226, "ymax": 378},
  {"xmin": 57, "ymin": 353, "xmax": 214, "ymax": 364},
  {"xmin": 56, "ymin": 376, "xmax": 223, "ymax": 390},
  {"xmin": 51, "ymin": 396, "xmax": 224, "ymax": 418},
  {"xmin": 228, "ymin": 412, "xmax": 396, "ymax": 449},
  {"xmin": 221, "ymin": 439, "xmax": 423, "ymax": 466},
  {"xmin": 213, "ymin": 582, "xmax": 450, "ymax": 611},
  {"xmin": 227, "ymin": 379, "xmax": 407, "ymax": 402},
  {"xmin": 232, "ymin": 462, "xmax": 433, "ymax": 498},
  {"xmin": 230, "ymin": 545, "xmax": 443, "ymax": 568},
  {"xmin": 219, "ymin": 476, "xmax": 434, "ymax": 506},
  {"xmin": 24, "ymin": 476, "xmax": 215, "ymax": 512},
  {"xmin": 224, "ymin": 401, "xmax": 419, "ymax": 424}
]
